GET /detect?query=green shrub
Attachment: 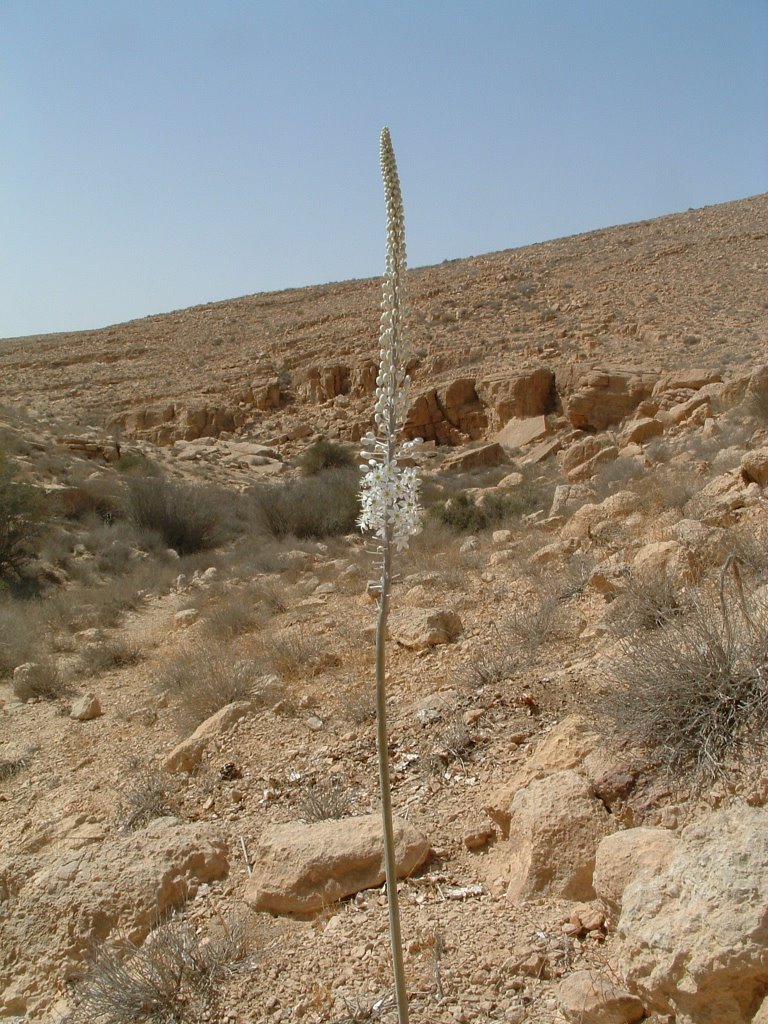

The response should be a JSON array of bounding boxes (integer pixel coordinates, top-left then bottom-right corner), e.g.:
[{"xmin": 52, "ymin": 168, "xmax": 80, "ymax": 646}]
[
  {"xmin": 0, "ymin": 455, "xmax": 47, "ymax": 581},
  {"xmin": 126, "ymin": 476, "xmax": 223, "ymax": 555},
  {"xmin": 299, "ymin": 438, "xmax": 356, "ymax": 476},
  {"xmin": 252, "ymin": 468, "xmax": 360, "ymax": 539}
]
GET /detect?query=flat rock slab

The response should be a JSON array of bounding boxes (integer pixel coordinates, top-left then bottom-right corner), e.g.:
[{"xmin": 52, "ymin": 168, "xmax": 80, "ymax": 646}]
[{"xmin": 245, "ymin": 813, "xmax": 430, "ymax": 914}]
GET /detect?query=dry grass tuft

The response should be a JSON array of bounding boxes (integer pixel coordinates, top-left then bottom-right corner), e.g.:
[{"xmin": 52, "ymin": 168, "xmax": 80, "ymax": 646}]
[
  {"xmin": 297, "ymin": 777, "xmax": 354, "ymax": 822},
  {"xmin": 601, "ymin": 564, "xmax": 768, "ymax": 786},
  {"xmin": 153, "ymin": 641, "xmax": 258, "ymax": 734},
  {"xmin": 116, "ymin": 759, "xmax": 179, "ymax": 831},
  {"xmin": 73, "ymin": 913, "xmax": 256, "ymax": 1024}
]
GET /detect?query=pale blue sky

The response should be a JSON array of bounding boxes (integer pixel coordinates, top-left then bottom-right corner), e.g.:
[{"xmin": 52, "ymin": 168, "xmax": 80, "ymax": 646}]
[{"xmin": 1, "ymin": 0, "xmax": 766, "ymax": 339}]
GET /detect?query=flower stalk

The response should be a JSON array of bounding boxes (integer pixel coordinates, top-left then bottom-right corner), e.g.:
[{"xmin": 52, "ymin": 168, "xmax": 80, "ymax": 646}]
[{"xmin": 358, "ymin": 127, "xmax": 422, "ymax": 1024}]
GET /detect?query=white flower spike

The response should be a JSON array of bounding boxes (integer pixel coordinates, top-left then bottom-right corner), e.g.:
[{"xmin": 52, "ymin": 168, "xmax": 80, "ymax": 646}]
[{"xmin": 358, "ymin": 128, "xmax": 423, "ymax": 551}]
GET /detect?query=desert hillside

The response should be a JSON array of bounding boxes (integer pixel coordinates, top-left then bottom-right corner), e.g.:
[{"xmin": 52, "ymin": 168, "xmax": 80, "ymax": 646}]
[
  {"xmin": 1, "ymin": 196, "xmax": 768, "ymax": 1024},
  {"xmin": 1, "ymin": 193, "xmax": 766, "ymax": 443}
]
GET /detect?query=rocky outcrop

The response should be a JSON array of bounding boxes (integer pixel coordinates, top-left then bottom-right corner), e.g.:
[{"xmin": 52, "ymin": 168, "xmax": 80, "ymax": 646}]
[
  {"xmin": 617, "ymin": 806, "xmax": 768, "ymax": 1024},
  {"xmin": 504, "ymin": 769, "xmax": 612, "ymax": 900},
  {"xmin": 244, "ymin": 814, "xmax": 430, "ymax": 914},
  {"xmin": 404, "ymin": 367, "xmax": 555, "ymax": 444},
  {"xmin": 0, "ymin": 820, "xmax": 228, "ymax": 1017},
  {"xmin": 593, "ymin": 827, "xmax": 680, "ymax": 914},
  {"xmin": 562, "ymin": 367, "xmax": 657, "ymax": 431}
]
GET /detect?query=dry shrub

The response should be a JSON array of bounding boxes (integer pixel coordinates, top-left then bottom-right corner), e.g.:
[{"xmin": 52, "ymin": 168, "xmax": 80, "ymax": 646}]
[
  {"xmin": 467, "ymin": 623, "xmax": 518, "ymax": 687},
  {"xmin": 0, "ymin": 454, "xmax": 48, "ymax": 581},
  {"xmin": 74, "ymin": 914, "xmax": 255, "ymax": 1024},
  {"xmin": 399, "ymin": 520, "xmax": 478, "ymax": 581},
  {"xmin": 126, "ymin": 476, "xmax": 224, "ymax": 555},
  {"xmin": 78, "ymin": 635, "xmax": 144, "ymax": 676},
  {"xmin": 436, "ymin": 713, "xmax": 474, "ymax": 764},
  {"xmin": 606, "ymin": 571, "xmax": 687, "ymax": 637},
  {"xmin": 117, "ymin": 759, "xmax": 179, "ymax": 832},
  {"xmin": 601, "ymin": 566, "xmax": 768, "ymax": 786},
  {"xmin": 153, "ymin": 641, "xmax": 258, "ymax": 734},
  {"xmin": 332, "ymin": 993, "xmax": 396, "ymax": 1023},
  {"xmin": 300, "ymin": 438, "xmax": 357, "ymax": 476},
  {"xmin": 17, "ymin": 657, "xmax": 69, "ymax": 700},
  {"xmin": 268, "ymin": 634, "xmax": 330, "ymax": 680},
  {"xmin": 0, "ymin": 597, "xmax": 48, "ymax": 676},
  {"xmin": 0, "ymin": 754, "xmax": 30, "ymax": 781},
  {"xmin": 507, "ymin": 585, "xmax": 573, "ymax": 652},
  {"xmin": 298, "ymin": 777, "xmax": 353, "ymax": 822},
  {"xmin": 252, "ymin": 469, "xmax": 360, "ymax": 539},
  {"xmin": 198, "ymin": 589, "xmax": 262, "ymax": 640},
  {"xmin": 252, "ymin": 577, "xmax": 290, "ymax": 614}
]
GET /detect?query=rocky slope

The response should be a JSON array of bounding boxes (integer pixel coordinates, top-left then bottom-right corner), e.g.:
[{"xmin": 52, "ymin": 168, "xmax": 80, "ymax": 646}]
[{"xmin": 1, "ymin": 195, "xmax": 768, "ymax": 1024}]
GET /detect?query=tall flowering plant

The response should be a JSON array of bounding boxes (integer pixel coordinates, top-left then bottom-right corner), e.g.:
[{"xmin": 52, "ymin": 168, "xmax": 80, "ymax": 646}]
[{"xmin": 358, "ymin": 127, "xmax": 422, "ymax": 1024}]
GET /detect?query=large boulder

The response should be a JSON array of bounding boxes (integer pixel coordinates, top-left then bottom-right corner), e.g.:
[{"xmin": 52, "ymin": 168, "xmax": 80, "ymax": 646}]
[
  {"xmin": 485, "ymin": 716, "xmax": 602, "ymax": 836},
  {"xmin": 557, "ymin": 969, "xmax": 645, "ymax": 1024},
  {"xmin": 593, "ymin": 827, "xmax": 680, "ymax": 914},
  {"xmin": 505, "ymin": 769, "xmax": 612, "ymax": 900},
  {"xmin": 244, "ymin": 814, "xmax": 430, "ymax": 913},
  {"xmin": 389, "ymin": 608, "xmax": 463, "ymax": 650},
  {"xmin": 617, "ymin": 806, "xmax": 768, "ymax": 1024}
]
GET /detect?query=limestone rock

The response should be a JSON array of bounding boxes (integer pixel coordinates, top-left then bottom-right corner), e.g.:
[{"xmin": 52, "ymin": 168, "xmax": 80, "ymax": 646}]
[
  {"xmin": 494, "ymin": 415, "xmax": 549, "ymax": 450},
  {"xmin": 561, "ymin": 436, "xmax": 610, "ymax": 476},
  {"xmin": 563, "ymin": 367, "xmax": 657, "ymax": 431},
  {"xmin": 741, "ymin": 447, "xmax": 768, "ymax": 487},
  {"xmin": 620, "ymin": 416, "xmax": 663, "ymax": 446},
  {"xmin": 0, "ymin": 820, "xmax": 228, "ymax": 1013},
  {"xmin": 505, "ymin": 770, "xmax": 611, "ymax": 900},
  {"xmin": 495, "ymin": 470, "xmax": 524, "ymax": 490},
  {"xmin": 390, "ymin": 608, "xmax": 463, "ymax": 650},
  {"xmin": 557, "ymin": 969, "xmax": 645, "ymax": 1024},
  {"xmin": 549, "ymin": 482, "xmax": 593, "ymax": 517},
  {"xmin": 653, "ymin": 368, "xmax": 722, "ymax": 395},
  {"xmin": 561, "ymin": 490, "xmax": 640, "ymax": 542},
  {"xmin": 752, "ymin": 995, "xmax": 768, "ymax": 1024},
  {"xmin": 69, "ymin": 693, "xmax": 102, "ymax": 721},
  {"xmin": 244, "ymin": 814, "xmax": 429, "ymax": 913},
  {"xmin": 617, "ymin": 806, "xmax": 768, "ymax": 1024},
  {"xmin": 164, "ymin": 735, "xmax": 208, "ymax": 774},
  {"xmin": 165, "ymin": 700, "xmax": 252, "ymax": 773},
  {"xmin": 485, "ymin": 715, "xmax": 602, "ymax": 836},
  {"xmin": 593, "ymin": 827, "xmax": 680, "ymax": 914},
  {"xmin": 567, "ymin": 444, "xmax": 619, "ymax": 482},
  {"xmin": 632, "ymin": 540, "xmax": 693, "ymax": 584},
  {"xmin": 442, "ymin": 442, "xmax": 504, "ymax": 472}
]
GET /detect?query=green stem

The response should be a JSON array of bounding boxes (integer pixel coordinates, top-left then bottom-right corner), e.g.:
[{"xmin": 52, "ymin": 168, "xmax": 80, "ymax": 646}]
[{"xmin": 375, "ymin": 531, "xmax": 410, "ymax": 1024}]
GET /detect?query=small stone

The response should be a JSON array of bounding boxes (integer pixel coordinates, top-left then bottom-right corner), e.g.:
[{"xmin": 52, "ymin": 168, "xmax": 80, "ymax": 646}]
[{"xmin": 70, "ymin": 693, "xmax": 102, "ymax": 721}]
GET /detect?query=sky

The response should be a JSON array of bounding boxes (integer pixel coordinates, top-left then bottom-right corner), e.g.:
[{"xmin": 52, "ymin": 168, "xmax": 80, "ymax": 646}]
[{"xmin": 1, "ymin": 1, "xmax": 766, "ymax": 340}]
